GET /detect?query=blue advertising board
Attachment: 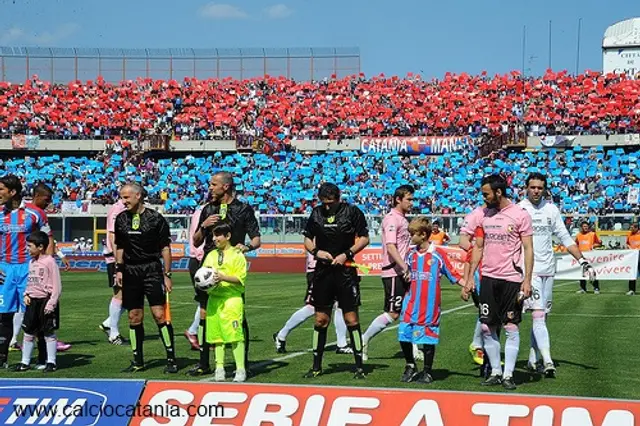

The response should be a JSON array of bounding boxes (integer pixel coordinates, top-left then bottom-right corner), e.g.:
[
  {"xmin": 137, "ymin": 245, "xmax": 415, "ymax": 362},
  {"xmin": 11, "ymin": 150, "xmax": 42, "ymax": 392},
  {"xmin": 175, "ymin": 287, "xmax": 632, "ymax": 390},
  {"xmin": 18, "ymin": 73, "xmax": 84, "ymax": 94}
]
[{"xmin": 0, "ymin": 379, "xmax": 145, "ymax": 426}]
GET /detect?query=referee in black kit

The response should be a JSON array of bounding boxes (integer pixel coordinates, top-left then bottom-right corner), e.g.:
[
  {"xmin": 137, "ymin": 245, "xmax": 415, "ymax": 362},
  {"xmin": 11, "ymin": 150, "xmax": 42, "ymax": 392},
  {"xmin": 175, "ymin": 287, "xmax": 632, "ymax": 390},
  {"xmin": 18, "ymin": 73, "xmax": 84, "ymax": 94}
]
[
  {"xmin": 303, "ymin": 182, "xmax": 370, "ymax": 379},
  {"xmin": 114, "ymin": 183, "xmax": 177, "ymax": 374},
  {"xmin": 189, "ymin": 172, "xmax": 261, "ymax": 376}
]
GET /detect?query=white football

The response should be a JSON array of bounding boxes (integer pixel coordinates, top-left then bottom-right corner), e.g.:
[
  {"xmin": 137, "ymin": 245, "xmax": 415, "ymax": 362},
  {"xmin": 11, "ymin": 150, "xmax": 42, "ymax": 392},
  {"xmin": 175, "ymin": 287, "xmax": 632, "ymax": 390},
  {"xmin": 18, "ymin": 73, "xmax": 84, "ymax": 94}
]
[{"xmin": 194, "ymin": 267, "xmax": 218, "ymax": 290}]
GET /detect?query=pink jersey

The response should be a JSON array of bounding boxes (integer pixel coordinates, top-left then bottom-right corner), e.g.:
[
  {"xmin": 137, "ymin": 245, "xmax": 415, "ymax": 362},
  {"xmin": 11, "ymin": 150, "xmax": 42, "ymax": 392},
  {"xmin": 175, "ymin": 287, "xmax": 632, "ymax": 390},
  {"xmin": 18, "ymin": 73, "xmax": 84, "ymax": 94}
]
[
  {"xmin": 381, "ymin": 208, "xmax": 411, "ymax": 278},
  {"xmin": 26, "ymin": 255, "xmax": 61, "ymax": 312},
  {"xmin": 105, "ymin": 200, "xmax": 126, "ymax": 264},
  {"xmin": 306, "ymin": 252, "xmax": 317, "ymax": 273},
  {"xmin": 460, "ymin": 206, "xmax": 488, "ymax": 237},
  {"xmin": 189, "ymin": 206, "xmax": 205, "ymax": 261},
  {"xmin": 479, "ymin": 201, "xmax": 533, "ymax": 283}
]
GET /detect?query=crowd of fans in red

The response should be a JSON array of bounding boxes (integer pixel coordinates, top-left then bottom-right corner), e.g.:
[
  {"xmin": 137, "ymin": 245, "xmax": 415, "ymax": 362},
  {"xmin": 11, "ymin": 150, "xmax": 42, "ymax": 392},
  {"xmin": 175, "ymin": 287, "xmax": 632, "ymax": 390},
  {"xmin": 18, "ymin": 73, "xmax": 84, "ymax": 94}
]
[{"xmin": 1, "ymin": 70, "xmax": 639, "ymax": 141}]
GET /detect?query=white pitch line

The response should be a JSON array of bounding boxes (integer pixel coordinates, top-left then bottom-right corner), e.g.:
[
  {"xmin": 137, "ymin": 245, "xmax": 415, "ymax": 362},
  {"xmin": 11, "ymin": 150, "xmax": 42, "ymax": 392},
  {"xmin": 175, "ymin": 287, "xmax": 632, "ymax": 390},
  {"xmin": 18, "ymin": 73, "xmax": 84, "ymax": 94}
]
[
  {"xmin": 197, "ymin": 280, "xmax": 581, "ymax": 381},
  {"xmin": 198, "ymin": 302, "xmax": 475, "ymax": 382}
]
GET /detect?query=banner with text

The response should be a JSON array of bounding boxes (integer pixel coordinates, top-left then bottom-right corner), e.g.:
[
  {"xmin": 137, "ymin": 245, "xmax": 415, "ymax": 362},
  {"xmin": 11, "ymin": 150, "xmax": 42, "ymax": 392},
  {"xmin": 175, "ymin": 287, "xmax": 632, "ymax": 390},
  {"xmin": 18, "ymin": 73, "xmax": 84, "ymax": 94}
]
[
  {"xmin": 354, "ymin": 245, "xmax": 466, "ymax": 277},
  {"xmin": 555, "ymin": 250, "xmax": 639, "ymax": 280},
  {"xmin": 0, "ymin": 379, "xmax": 145, "ymax": 426},
  {"xmin": 132, "ymin": 380, "xmax": 640, "ymax": 426},
  {"xmin": 360, "ymin": 136, "xmax": 471, "ymax": 155}
]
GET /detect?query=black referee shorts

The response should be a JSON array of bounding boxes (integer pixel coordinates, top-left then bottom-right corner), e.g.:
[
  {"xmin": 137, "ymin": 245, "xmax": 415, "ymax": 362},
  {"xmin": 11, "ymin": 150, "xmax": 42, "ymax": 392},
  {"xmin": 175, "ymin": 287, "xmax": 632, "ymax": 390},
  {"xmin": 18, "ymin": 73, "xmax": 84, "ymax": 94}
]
[
  {"xmin": 189, "ymin": 257, "xmax": 209, "ymax": 309},
  {"xmin": 122, "ymin": 261, "xmax": 166, "ymax": 310},
  {"xmin": 22, "ymin": 298, "xmax": 59, "ymax": 336},
  {"xmin": 309, "ymin": 265, "xmax": 361, "ymax": 312}
]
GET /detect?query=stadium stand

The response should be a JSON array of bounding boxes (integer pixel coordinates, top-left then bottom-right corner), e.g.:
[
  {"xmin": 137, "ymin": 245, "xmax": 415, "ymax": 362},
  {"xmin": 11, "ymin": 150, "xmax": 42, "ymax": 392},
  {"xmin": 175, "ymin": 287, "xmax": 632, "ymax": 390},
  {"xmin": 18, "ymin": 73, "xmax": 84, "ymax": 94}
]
[
  {"xmin": 0, "ymin": 144, "xmax": 636, "ymax": 216},
  {"xmin": 0, "ymin": 70, "xmax": 639, "ymax": 141},
  {"xmin": 1, "ymin": 70, "xmax": 639, "ymax": 215}
]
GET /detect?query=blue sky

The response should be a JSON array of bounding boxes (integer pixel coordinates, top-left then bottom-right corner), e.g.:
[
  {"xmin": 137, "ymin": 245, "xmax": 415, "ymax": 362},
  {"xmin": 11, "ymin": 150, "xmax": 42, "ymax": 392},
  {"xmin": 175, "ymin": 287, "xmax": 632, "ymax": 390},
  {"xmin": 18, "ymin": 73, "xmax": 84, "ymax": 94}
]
[{"xmin": 0, "ymin": 0, "xmax": 638, "ymax": 79}]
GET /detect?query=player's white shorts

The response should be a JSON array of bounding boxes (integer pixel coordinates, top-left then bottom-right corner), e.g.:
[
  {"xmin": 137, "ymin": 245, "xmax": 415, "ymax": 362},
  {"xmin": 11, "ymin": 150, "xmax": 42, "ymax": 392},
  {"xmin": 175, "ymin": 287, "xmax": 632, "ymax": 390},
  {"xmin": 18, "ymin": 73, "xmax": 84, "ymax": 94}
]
[{"xmin": 523, "ymin": 275, "xmax": 554, "ymax": 313}]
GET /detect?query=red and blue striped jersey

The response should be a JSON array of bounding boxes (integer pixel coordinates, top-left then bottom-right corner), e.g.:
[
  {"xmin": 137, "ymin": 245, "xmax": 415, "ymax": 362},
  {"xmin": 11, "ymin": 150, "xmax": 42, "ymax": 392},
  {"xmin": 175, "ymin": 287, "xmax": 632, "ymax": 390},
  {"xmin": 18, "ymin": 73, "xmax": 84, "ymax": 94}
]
[
  {"xmin": 0, "ymin": 201, "xmax": 49, "ymax": 264},
  {"xmin": 402, "ymin": 246, "xmax": 461, "ymax": 327},
  {"xmin": 25, "ymin": 203, "xmax": 53, "ymax": 238}
]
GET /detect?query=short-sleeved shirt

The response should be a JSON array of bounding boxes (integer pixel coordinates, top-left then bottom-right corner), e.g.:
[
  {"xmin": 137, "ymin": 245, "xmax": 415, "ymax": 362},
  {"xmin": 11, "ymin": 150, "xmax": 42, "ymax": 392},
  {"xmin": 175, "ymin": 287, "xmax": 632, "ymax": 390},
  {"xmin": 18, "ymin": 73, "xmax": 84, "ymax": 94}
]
[
  {"xmin": 24, "ymin": 203, "xmax": 52, "ymax": 238},
  {"xmin": 114, "ymin": 208, "xmax": 172, "ymax": 265},
  {"xmin": 627, "ymin": 232, "xmax": 640, "ymax": 250},
  {"xmin": 189, "ymin": 206, "xmax": 205, "ymax": 261},
  {"xmin": 381, "ymin": 208, "xmax": 410, "ymax": 278},
  {"xmin": 428, "ymin": 231, "xmax": 449, "ymax": 246},
  {"xmin": 202, "ymin": 246, "xmax": 247, "ymax": 298},
  {"xmin": 460, "ymin": 206, "xmax": 490, "ymax": 237},
  {"xmin": 303, "ymin": 203, "xmax": 369, "ymax": 259},
  {"xmin": 576, "ymin": 231, "xmax": 601, "ymax": 252},
  {"xmin": 27, "ymin": 255, "xmax": 61, "ymax": 312},
  {"xmin": 479, "ymin": 201, "xmax": 533, "ymax": 283},
  {"xmin": 105, "ymin": 200, "xmax": 127, "ymax": 263},
  {"xmin": 0, "ymin": 201, "xmax": 49, "ymax": 264},
  {"xmin": 198, "ymin": 199, "xmax": 261, "ymax": 256}
]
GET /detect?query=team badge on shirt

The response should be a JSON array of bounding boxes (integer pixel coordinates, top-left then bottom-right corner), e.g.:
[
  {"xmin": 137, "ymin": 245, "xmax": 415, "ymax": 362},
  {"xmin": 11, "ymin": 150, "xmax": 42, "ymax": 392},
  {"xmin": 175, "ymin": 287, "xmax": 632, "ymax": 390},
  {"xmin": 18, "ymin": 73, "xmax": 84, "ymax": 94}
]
[
  {"xmin": 547, "ymin": 218, "xmax": 552, "ymax": 225},
  {"xmin": 507, "ymin": 224, "xmax": 515, "ymax": 233},
  {"xmin": 132, "ymin": 214, "xmax": 140, "ymax": 230},
  {"xmin": 327, "ymin": 216, "xmax": 335, "ymax": 224}
]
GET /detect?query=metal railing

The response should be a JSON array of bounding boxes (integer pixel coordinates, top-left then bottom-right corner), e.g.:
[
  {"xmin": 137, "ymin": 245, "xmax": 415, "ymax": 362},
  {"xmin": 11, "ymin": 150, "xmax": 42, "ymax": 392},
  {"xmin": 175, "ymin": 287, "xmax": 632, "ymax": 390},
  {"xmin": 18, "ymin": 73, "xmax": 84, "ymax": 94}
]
[{"xmin": 0, "ymin": 46, "xmax": 361, "ymax": 83}]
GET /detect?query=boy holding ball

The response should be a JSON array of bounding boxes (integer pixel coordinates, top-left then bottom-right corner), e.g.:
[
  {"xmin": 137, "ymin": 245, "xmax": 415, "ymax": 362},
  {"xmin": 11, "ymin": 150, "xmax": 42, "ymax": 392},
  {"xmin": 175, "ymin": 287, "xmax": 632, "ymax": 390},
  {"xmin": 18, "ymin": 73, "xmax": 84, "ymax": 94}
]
[{"xmin": 202, "ymin": 223, "xmax": 248, "ymax": 382}]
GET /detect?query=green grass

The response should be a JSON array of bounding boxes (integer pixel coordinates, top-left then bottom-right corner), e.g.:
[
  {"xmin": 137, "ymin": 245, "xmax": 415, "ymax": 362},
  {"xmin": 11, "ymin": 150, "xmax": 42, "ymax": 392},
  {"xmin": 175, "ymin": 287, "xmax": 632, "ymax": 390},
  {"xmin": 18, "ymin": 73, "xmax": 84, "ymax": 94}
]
[{"xmin": 1, "ymin": 272, "xmax": 638, "ymax": 399}]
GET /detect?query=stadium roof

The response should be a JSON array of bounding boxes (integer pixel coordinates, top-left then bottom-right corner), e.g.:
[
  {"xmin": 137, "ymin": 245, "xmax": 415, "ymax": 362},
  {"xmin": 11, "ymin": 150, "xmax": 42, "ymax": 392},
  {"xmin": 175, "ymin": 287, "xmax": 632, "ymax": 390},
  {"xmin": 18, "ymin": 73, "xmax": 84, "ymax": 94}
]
[{"xmin": 603, "ymin": 18, "xmax": 640, "ymax": 48}]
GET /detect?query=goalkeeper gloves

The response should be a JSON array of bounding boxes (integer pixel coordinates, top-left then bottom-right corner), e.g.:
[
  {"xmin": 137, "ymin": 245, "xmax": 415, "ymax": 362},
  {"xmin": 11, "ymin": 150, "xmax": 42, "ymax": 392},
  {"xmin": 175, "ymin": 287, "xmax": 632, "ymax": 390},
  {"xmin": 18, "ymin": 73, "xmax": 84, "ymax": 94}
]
[{"xmin": 579, "ymin": 258, "xmax": 596, "ymax": 282}]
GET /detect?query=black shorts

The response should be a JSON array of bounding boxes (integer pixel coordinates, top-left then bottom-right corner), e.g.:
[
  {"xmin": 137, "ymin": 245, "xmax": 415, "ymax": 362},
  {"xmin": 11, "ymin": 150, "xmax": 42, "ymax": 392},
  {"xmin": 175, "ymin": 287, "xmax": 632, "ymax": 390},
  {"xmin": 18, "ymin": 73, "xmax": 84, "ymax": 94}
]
[
  {"xmin": 309, "ymin": 266, "xmax": 361, "ymax": 312},
  {"xmin": 304, "ymin": 271, "xmax": 315, "ymax": 304},
  {"xmin": 479, "ymin": 276, "xmax": 523, "ymax": 326},
  {"xmin": 122, "ymin": 261, "xmax": 166, "ymax": 310},
  {"xmin": 382, "ymin": 276, "xmax": 409, "ymax": 314},
  {"xmin": 190, "ymin": 257, "xmax": 209, "ymax": 309},
  {"xmin": 22, "ymin": 298, "xmax": 59, "ymax": 335}
]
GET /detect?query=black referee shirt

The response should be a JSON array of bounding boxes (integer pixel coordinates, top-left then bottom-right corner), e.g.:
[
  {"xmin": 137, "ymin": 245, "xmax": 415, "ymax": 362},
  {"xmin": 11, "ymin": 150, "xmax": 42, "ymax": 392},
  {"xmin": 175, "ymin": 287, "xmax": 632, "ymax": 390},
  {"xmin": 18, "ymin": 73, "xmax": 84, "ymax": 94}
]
[
  {"xmin": 198, "ymin": 198, "xmax": 261, "ymax": 255},
  {"xmin": 303, "ymin": 202, "xmax": 369, "ymax": 258},
  {"xmin": 114, "ymin": 208, "xmax": 172, "ymax": 264}
]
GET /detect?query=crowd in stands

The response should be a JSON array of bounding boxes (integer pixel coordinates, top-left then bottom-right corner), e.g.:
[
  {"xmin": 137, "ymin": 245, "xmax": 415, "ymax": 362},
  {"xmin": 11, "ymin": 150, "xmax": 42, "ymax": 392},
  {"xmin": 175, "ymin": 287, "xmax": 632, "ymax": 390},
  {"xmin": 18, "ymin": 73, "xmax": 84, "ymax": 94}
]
[
  {"xmin": 1, "ymin": 70, "xmax": 639, "ymax": 142},
  {"xmin": 0, "ymin": 143, "xmax": 637, "ymax": 217}
]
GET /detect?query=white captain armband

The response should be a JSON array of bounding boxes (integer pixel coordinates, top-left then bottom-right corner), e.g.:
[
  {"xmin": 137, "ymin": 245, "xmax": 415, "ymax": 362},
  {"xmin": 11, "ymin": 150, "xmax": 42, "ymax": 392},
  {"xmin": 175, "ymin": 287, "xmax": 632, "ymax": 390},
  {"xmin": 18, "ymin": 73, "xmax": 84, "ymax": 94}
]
[{"xmin": 57, "ymin": 250, "xmax": 66, "ymax": 260}]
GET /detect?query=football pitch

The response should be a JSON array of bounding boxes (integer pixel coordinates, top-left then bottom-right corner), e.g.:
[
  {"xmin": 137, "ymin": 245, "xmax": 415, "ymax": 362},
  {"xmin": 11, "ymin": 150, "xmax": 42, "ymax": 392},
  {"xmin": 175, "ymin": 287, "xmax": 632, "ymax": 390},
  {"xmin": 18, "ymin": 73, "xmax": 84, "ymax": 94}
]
[{"xmin": 1, "ymin": 272, "xmax": 638, "ymax": 400}]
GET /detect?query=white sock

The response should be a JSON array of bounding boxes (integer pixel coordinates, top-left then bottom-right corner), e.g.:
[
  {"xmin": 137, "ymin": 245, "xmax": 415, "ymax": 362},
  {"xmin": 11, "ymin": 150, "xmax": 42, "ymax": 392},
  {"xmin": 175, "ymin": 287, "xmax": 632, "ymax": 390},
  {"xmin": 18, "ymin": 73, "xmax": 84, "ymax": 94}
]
[
  {"xmin": 482, "ymin": 326, "xmax": 502, "ymax": 376},
  {"xmin": 45, "ymin": 335, "xmax": 57, "ymax": 365},
  {"xmin": 277, "ymin": 305, "xmax": 314, "ymax": 341},
  {"xmin": 504, "ymin": 325, "xmax": 520, "ymax": 379},
  {"xmin": 333, "ymin": 307, "xmax": 348, "ymax": 348},
  {"xmin": 102, "ymin": 317, "xmax": 110, "ymax": 328},
  {"xmin": 21, "ymin": 334, "xmax": 35, "ymax": 365},
  {"xmin": 11, "ymin": 312, "xmax": 24, "ymax": 345},
  {"xmin": 188, "ymin": 306, "xmax": 200, "ymax": 335},
  {"xmin": 362, "ymin": 313, "xmax": 395, "ymax": 345},
  {"xmin": 108, "ymin": 297, "xmax": 124, "ymax": 339},
  {"xmin": 532, "ymin": 316, "xmax": 553, "ymax": 365},
  {"xmin": 471, "ymin": 319, "xmax": 483, "ymax": 349},
  {"xmin": 529, "ymin": 328, "xmax": 538, "ymax": 365}
]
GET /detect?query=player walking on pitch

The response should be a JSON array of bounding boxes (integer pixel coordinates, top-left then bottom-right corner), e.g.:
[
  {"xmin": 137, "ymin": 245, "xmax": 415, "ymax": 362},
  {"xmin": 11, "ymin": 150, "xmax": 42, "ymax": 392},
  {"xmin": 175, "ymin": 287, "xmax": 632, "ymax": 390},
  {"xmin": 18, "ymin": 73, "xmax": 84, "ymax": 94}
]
[
  {"xmin": 464, "ymin": 174, "xmax": 534, "ymax": 390},
  {"xmin": 519, "ymin": 173, "xmax": 596, "ymax": 376},
  {"xmin": 99, "ymin": 199, "xmax": 127, "ymax": 345},
  {"xmin": 362, "ymin": 185, "xmax": 419, "ymax": 361}
]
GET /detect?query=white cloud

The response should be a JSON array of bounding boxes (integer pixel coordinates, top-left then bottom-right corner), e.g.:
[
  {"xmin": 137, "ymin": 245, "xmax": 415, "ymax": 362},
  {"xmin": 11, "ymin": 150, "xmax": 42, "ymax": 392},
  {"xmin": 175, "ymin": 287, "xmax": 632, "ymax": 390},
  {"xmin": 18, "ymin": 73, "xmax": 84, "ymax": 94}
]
[
  {"xmin": 0, "ymin": 23, "xmax": 79, "ymax": 46},
  {"xmin": 265, "ymin": 4, "xmax": 293, "ymax": 19},
  {"xmin": 200, "ymin": 3, "xmax": 249, "ymax": 19}
]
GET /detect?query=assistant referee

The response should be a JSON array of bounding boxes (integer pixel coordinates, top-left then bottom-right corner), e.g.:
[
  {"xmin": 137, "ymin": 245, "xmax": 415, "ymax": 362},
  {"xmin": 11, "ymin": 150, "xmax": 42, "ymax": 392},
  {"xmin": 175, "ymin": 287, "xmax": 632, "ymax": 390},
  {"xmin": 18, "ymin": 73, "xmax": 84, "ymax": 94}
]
[
  {"xmin": 303, "ymin": 182, "xmax": 370, "ymax": 379},
  {"xmin": 189, "ymin": 172, "xmax": 261, "ymax": 376},
  {"xmin": 114, "ymin": 183, "xmax": 177, "ymax": 374}
]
